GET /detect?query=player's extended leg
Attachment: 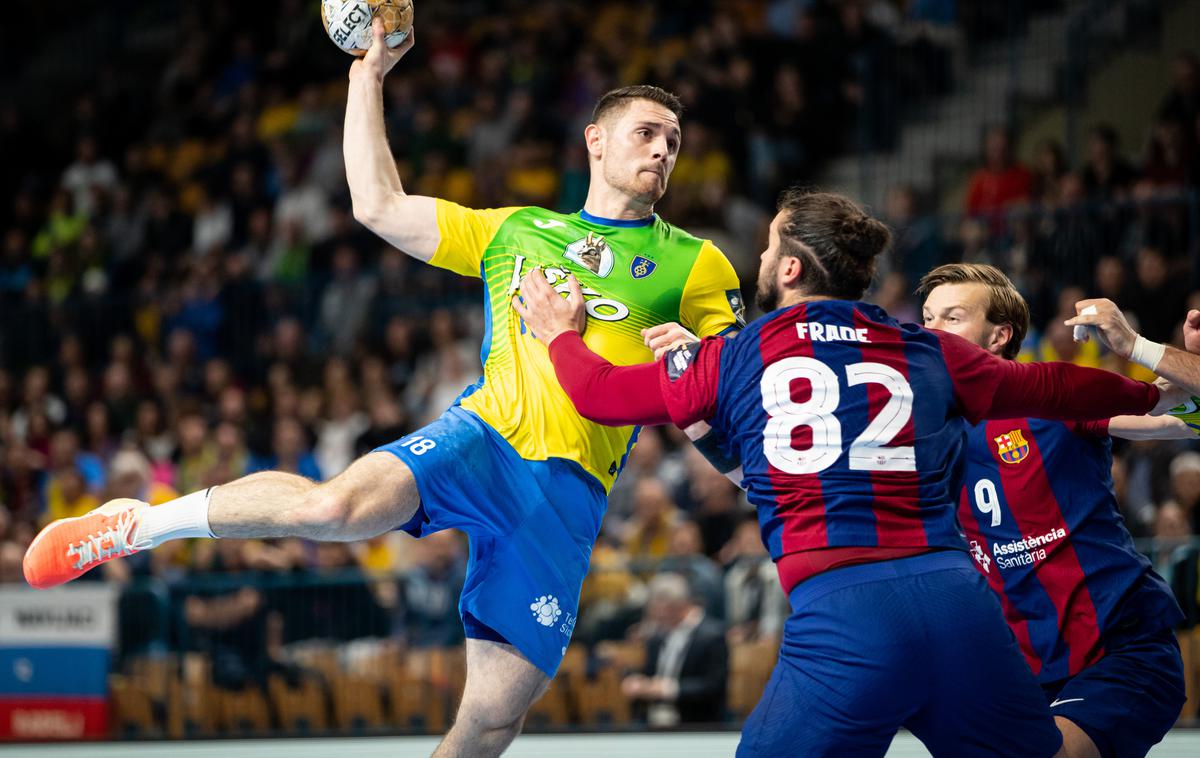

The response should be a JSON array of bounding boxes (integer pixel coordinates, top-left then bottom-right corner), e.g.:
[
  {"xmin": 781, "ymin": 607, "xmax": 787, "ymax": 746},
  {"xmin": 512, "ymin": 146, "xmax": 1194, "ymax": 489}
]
[
  {"xmin": 23, "ymin": 451, "xmax": 419, "ymax": 588},
  {"xmin": 433, "ymin": 638, "xmax": 551, "ymax": 758}
]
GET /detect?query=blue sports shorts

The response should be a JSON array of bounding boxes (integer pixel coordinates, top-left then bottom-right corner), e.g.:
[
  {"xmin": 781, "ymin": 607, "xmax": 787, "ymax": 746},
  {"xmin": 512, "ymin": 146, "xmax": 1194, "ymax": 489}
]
[
  {"xmin": 375, "ymin": 405, "xmax": 605, "ymax": 677},
  {"xmin": 737, "ymin": 551, "xmax": 1063, "ymax": 758},
  {"xmin": 1043, "ymin": 621, "xmax": 1185, "ymax": 758}
]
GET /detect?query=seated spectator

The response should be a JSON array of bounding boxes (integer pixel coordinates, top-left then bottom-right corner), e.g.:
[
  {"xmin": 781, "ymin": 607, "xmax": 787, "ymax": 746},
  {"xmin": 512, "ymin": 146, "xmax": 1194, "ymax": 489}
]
[
  {"xmin": 720, "ymin": 518, "xmax": 790, "ymax": 644},
  {"xmin": 622, "ymin": 573, "xmax": 728, "ymax": 726},
  {"xmin": 659, "ymin": 519, "xmax": 725, "ymax": 618},
  {"xmin": 965, "ymin": 126, "xmax": 1032, "ymax": 221},
  {"xmin": 1082, "ymin": 125, "xmax": 1138, "ymax": 200},
  {"xmin": 397, "ymin": 530, "xmax": 466, "ymax": 648},
  {"xmin": 106, "ymin": 448, "xmax": 178, "ymax": 506},
  {"xmin": 624, "ymin": 478, "xmax": 683, "ymax": 561}
]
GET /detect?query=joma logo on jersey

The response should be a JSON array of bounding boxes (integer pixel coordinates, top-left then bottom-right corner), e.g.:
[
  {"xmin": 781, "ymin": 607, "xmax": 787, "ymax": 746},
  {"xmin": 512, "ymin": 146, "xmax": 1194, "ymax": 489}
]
[
  {"xmin": 565, "ymin": 233, "xmax": 614, "ymax": 278},
  {"xmin": 994, "ymin": 429, "xmax": 1030, "ymax": 464},
  {"xmin": 509, "ymin": 255, "xmax": 630, "ymax": 322}
]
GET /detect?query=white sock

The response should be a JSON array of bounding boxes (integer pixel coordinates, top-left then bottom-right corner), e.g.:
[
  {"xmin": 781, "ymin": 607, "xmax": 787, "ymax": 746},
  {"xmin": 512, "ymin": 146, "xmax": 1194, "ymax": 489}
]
[{"xmin": 136, "ymin": 488, "xmax": 216, "ymax": 547}]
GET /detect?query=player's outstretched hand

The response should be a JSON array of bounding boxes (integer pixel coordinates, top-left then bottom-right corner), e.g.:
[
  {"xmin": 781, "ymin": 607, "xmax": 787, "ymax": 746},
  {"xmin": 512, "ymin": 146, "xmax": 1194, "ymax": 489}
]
[
  {"xmin": 642, "ymin": 322, "xmax": 698, "ymax": 361},
  {"xmin": 1184, "ymin": 310, "xmax": 1200, "ymax": 354},
  {"xmin": 1065, "ymin": 298, "xmax": 1137, "ymax": 359},
  {"xmin": 511, "ymin": 267, "xmax": 587, "ymax": 346},
  {"xmin": 349, "ymin": 17, "xmax": 415, "ymax": 84}
]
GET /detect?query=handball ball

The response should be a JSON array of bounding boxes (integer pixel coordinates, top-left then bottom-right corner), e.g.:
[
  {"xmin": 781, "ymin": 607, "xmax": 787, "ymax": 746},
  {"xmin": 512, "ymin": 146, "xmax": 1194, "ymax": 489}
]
[{"xmin": 322, "ymin": 0, "xmax": 413, "ymax": 56}]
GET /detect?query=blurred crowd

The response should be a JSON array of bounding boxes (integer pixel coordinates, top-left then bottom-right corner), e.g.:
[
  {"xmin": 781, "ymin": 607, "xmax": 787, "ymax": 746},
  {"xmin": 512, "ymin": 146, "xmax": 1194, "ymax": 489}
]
[{"xmin": 0, "ymin": 0, "xmax": 1199, "ymax": 727}]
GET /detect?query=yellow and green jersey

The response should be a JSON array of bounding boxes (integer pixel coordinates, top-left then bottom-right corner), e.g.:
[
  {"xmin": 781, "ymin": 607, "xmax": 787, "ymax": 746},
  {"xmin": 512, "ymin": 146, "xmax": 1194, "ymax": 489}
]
[{"xmin": 430, "ymin": 200, "xmax": 744, "ymax": 491}]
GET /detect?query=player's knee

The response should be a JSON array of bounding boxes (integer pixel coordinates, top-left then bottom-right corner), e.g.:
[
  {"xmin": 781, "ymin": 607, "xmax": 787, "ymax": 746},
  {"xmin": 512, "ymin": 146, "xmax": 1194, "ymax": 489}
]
[{"xmin": 456, "ymin": 691, "xmax": 532, "ymax": 735}]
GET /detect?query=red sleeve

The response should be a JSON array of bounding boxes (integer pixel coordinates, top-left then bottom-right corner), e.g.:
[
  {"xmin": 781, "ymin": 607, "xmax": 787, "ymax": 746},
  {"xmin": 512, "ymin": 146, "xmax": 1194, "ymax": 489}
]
[
  {"xmin": 1066, "ymin": 419, "xmax": 1111, "ymax": 439},
  {"xmin": 934, "ymin": 329, "xmax": 1160, "ymax": 425},
  {"xmin": 658, "ymin": 338, "xmax": 724, "ymax": 428},
  {"xmin": 546, "ymin": 332, "xmax": 672, "ymax": 426}
]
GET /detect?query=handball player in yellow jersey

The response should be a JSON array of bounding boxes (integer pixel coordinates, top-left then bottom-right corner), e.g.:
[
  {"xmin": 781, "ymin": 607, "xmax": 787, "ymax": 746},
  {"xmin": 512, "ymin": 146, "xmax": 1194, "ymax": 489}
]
[{"xmin": 23, "ymin": 17, "xmax": 742, "ymax": 756}]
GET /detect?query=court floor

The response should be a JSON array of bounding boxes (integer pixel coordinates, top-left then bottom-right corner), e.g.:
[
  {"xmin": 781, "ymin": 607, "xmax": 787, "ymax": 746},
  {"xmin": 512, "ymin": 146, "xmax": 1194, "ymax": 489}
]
[{"xmin": 15, "ymin": 731, "xmax": 1200, "ymax": 757}]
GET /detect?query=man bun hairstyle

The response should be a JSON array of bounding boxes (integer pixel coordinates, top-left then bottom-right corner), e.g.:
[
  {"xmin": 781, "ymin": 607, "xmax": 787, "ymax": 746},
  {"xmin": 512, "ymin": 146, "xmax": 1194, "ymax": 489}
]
[
  {"xmin": 916, "ymin": 263, "xmax": 1030, "ymax": 360},
  {"xmin": 777, "ymin": 189, "xmax": 891, "ymax": 300},
  {"xmin": 591, "ymin": 85, "xmax": 684, "ymax": 125}
]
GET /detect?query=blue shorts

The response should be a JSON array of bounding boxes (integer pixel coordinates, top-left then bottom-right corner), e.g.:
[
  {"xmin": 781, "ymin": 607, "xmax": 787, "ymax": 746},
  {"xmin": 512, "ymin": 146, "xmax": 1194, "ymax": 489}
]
[
  {"xmin": 375, "ymin": 406, "xmax": 605, "ymax": 677},
  {"xmin": 737, "ymin": 551, "xmax": 1062, "ymax": 758},
  {"xmin": 1044, "ymin": 623, "xmax": 1185, "ymax": 758}
]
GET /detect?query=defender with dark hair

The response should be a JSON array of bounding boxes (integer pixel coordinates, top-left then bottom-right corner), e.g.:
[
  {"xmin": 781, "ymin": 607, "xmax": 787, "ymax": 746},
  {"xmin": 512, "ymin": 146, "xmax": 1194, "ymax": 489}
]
[{"xmin": 513, "ymin": 190, "xmax": 1184, "ymax": 757}]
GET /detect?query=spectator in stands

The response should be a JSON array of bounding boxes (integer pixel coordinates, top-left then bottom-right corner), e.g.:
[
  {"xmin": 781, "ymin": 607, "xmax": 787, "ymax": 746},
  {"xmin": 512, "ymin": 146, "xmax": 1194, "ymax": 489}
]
[
  {"xmin": 1031, "ymin": 138, "xmax": 1068, "ymax": 205},
  {"xmin": 625, "ymin": 478, "xmax": 683, "ymax": 561},
  {"xmin": 1167, "ymin": 451, "xmax": 1200, "ymax": 536},
  {"xmin": 965, "ymin": 126, "xmax": 1032, "ymax": 220},
  {"xmin": 622, "ymin": 573, "xmax": 728, "ymax": 726},
  {"xmin": 1158, "ymin": 52, "xmax": 1200, "ymax": 147},
  {"xmin": 1142, "ymin": 117, "xmax": 1196, "ymax": 188},
  {"xmin": 659, "ymin": 519, "xmax": 725, "ymax": 618},
  {"xmin": 882, "ymin": 184, "xmax": 942, "ymax": 286},
  {"xmin": 397, "ymin": 530, "xmax": 466, "ymax": 648},
  {"xmin": 1125, "ymin": 246, "xmax": 1188, "ymax": 344},
  {"xmin": 720, "ymin": 517, "xmax": 790, "ymax": 645},
  {"xmin": 1082, "ymin": 124, "xmax": 1138, "ymax": 200}
]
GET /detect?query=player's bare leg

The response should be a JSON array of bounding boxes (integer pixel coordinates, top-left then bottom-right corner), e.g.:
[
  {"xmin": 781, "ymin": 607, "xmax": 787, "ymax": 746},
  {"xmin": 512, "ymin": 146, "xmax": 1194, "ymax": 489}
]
[
  {"xmin": 1054, "ymin": 717, "xmax": 1100, "ymax": 758},
  {"xmin": 23, "ymin": 451, "xmax": 419, "ymax": 588},
  {"xmin": 433, "ymin": 639, "xmax": 550, "ymax": 758}
]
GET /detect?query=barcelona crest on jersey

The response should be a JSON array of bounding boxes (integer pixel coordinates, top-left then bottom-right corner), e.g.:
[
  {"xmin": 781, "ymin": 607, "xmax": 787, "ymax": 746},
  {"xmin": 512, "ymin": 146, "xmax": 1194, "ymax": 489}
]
[{"xmin": 994, "ymin": 429, "xmax": 1030, "ymax": 464}]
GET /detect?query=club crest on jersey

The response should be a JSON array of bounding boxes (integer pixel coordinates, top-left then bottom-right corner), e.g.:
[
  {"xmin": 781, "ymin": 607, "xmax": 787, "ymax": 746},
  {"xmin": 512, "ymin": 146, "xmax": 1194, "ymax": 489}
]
[
  {"xmin": 994, "ymin": 430, "xmax": 1030, "ymax": 464},
  {"xmin": 630, "ymin": 255, "xmax": 656, "ymax": 279},
  {"xmin": 564, "ymin": 233, "xmax": 614, "ymax": 278}
]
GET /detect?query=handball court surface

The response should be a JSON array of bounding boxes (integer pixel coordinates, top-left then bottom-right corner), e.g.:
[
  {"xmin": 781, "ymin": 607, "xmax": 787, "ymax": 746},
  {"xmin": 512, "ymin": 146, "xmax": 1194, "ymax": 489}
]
[{"xmin": 18, "ymin": 731, "xmax": 1200, "ymax": 757}]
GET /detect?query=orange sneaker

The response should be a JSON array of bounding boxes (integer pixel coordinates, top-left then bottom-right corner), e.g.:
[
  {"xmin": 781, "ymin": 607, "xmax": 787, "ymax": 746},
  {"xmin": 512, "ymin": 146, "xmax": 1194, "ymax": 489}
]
[{"xmin": 23, "ymin": 499, "xmax": 149, "ymax": 589}]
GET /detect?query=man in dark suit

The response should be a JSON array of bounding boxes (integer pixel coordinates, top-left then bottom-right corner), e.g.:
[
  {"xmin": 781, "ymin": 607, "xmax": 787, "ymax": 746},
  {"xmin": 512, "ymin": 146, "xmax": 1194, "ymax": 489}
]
[{"xmin": 622, "ymin": 572, "xmax": 729, "ymax": 726}]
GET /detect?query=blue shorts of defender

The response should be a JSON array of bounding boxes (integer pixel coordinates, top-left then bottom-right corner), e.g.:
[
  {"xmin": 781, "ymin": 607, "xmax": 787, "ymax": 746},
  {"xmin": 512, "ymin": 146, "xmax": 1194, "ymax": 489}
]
[
  {"xmin": 375, "ymin": 406, "xmax": 605, "ymax": 678},
  {"xmin": 1044, "ymin": 623, "xmax": 1185, "ymax": 758},
  {"xmin": 737, "ymin": 551, "xmax": 1063, "ymax": 758}
]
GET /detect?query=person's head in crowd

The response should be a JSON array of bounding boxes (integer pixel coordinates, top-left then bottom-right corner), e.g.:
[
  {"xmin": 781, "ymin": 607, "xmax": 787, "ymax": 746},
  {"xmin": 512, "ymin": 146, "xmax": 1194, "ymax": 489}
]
[
  {"xmin": 204, "ymin": 358, "xmax": 233, "ymax": 400},
  {"xmin": 273, "ymin": 416, "xmax": 309, "ymax": 462},
  {"xmin": 315, "ymin": 541, "xmax": 355, "ymax": 572},
  {"xmin": 214, "ymin": 421, "xmax": 244, "ymax": 458},
  {"xmin": 153, "ymin": 363, "xmax": 180, "ymax": 401},
  {"xmin": 323, "ymin": 357, "xmax": 352, "ymax": 393},
  {"xmin": 1154, "ymin": 501, "xmax": 1192, "ymax": 543},
  {"xmin": 23, "ymin": 366, "xmax": 51, "ymax": 406},
  {"xmin": 982, "ymin": 126, "xmax": 1016, "ymax": 171},
  {"xmin": 107, "ymin": 449, "xmax": 152, "ymax": 501},
  {"xmin": 627, "ymin": 427, "xmax": 665, "ymax": 473},
  {"xmin": 1094, "ymin": 256, "xmax": 1125, "ymax": 300},
  {"xmin": 63, "ymin": 366, "xmax": 91, "ymax": 411},
  {"xmin": 668, "ymin": 520, "xmax": 705, "ymax": 558},
  {"xmin": 884, "ymin": 184, "xmax": 919, "ymax": 227},
  {"xmin": 58, "ymin": 467, "xmax": 89, "ymax": 506},
  {"xmin": 331, "ymin": 244, "xmax": 360, "ymax": 281},
  {"xmin": 110, "ymin": 334, "xmax": 136, "ymax": 367},
  {"xmin": 1055, "ymin": 172, "xmax": 1085, "ymax": 208},
  {"xmin": 218, "ymin": 386, "xmax": 247, "ymax": 425},
  {"xmin": 176, "ymin": 411, "xmax": 208, "ymax": 457},
  {"xmin": 0, "ymin": 541, "xmax": 24, "ymax": 584},
  {"xmin": 1169, "ymin": 452, "xmax": 1200, "ymax": 510},
  {"xmin": 1135, "ymin": 246, "xmax": 1169, "ymax": 291},
  {"xmin": 326, "ymin": 385, "xmax": 360, "ymax": 422},
  {"xmin": 1034, "ymin": 138, "xmax": 1067, "ymax": 182},
  {"xmin": 166, "ymin": 329, "xmax": 197, "ymax": 369},
  {"xmin": 429, "ymin": 308, "xmax": 459, "ymax": 349},
  {"xmin": 58, "ymin": 334, "xmax": 84, "ymax": 370},
  {"xmin": 274, "ymin": 317, "xmax": 305, "ymax": 361},
  {"xmin": 645, "ymin": 572, "xmax": 697, "ymax": 630},
  {"xmin": 367, "ymin": 393, "xmax": 406, "ymax": 430},
  {"xmin": 272, "ymin": 384, "xmax": 301, "ymax": 420},
  {"xmin": 85, "ymin": 401, "xmax": 111, "ymax": 449},
  {"xmin": 1170, "ymin": 51, "xmax": 1199, "ymax": 98},
  {"xmin": 632, "ymin": 478, "xmax": 677, "ymax": 524},
  {"xmin": 48, "ymin": 429, "xmax": 81, "ymax": 471},
  {"xmin": 1086, "ymin": 125, "xmax": 1121, "ymax": 171}
]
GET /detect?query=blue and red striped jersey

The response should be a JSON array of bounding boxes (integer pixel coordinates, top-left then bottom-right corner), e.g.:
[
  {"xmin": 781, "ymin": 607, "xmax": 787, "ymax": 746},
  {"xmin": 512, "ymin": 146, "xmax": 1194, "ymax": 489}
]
[
  {"xmin": 664, "ymin": 300, "xmax": 974, "ymax": 560},
  {"xmin": 959, "ymin": 418, "xmax": 1184, "ymax": 683}
]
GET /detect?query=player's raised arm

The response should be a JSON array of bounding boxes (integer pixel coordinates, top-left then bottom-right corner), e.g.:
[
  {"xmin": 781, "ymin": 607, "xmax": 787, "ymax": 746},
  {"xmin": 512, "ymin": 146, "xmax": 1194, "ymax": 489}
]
[
  {"xmin": 1066, "ymin": 298, "xmax": 1200, "ymax": 397},
  {"xmin": 343, "ymin": 17, "xmax": 439, "ymax": 260},
  {"xmin": 933, "ymin": 329, "xmax": 1181, "ymax": 423}
]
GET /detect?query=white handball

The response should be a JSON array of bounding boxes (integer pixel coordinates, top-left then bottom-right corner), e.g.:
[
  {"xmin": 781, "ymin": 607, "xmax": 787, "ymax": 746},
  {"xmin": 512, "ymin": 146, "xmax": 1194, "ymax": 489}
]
[{"xmin": 321, "ymin": 0, "xmax": 413, "ymax": 57}]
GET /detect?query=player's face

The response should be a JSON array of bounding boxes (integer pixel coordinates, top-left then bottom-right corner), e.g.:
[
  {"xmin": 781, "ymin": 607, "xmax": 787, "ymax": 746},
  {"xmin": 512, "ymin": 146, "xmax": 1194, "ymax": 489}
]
[
  {"xmin": 922, "ymin": 283, "xmax": 998, "ymax": 352},
  {"xmin": 755, "ymin": 214, "xmax": 785, "ymax": 313},
  {"xmin": 598, "ymin": 100, "xmax": 681, "ymax": 204}
]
